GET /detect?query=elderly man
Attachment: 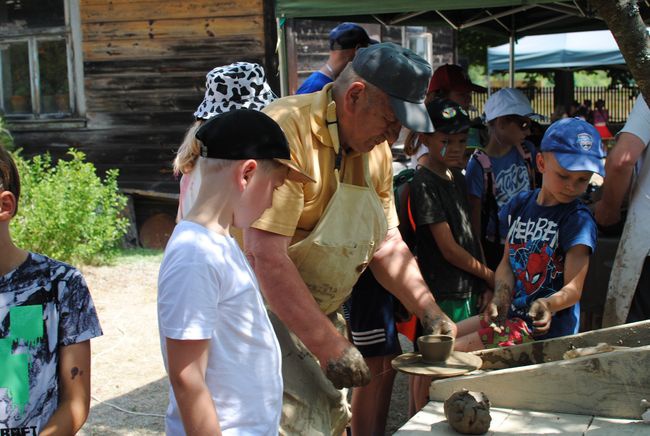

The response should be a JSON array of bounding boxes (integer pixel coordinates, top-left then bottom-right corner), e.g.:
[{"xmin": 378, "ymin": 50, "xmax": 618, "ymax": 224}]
[{"xmin": 244, "ymin": 43, "xmax": 456, "ymax": 435}]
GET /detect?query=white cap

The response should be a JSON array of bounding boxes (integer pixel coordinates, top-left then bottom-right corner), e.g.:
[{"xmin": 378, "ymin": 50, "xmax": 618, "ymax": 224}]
[{"xmin": 484, "ymin": 88, "xmax": 543, "ymax": 122}]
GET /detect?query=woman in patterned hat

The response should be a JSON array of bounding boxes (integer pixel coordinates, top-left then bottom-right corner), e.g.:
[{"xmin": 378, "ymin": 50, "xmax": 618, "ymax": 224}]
[{"xmin": 174, "ymin": 62, "xmax": 276, "ymax": 220}]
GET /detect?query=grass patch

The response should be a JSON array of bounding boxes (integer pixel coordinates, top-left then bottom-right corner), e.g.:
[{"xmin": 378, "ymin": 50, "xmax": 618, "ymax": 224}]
[{"xmin": 111, "ymin": 247, "xmax": 164, "ymax": 265}]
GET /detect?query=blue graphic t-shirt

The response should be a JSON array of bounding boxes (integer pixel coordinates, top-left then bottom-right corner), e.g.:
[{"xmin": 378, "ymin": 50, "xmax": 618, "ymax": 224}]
[
  {"xmin": 0, "ymin": 253, "xmax": 102, "ymax": 433},
  {"xmin": 465, "ymin": 144, "xmax": 536, "ymax": 238},
  {"xmin": 296, "ymin": 71, "xmax": 333, "ymax": 95},
  {"xmin": 499, "ymin": 190, "xmax": 596, "ymax": 340}
]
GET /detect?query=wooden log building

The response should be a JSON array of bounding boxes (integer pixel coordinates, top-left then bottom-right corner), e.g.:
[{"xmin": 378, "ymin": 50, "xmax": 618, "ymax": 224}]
[{"xmin": 1, "ymin": 0, "xmax": 278, "ymax": 243}]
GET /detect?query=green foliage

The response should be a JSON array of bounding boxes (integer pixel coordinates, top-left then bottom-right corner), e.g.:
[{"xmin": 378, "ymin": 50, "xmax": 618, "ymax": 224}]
[
  {"xmin": 457, "ymin": 28, "xmax": 505, "ymax": 69},
  {"xmin": 10, "ymin": 149, "xmax": 129, "ymax": 265},
  {"xmin": 0, "ymin": 117, "xmax": 14, "ymax": 151},
  {"xmin": 574, "ymin": 70, "xmax": 611, "ymax": 87}
]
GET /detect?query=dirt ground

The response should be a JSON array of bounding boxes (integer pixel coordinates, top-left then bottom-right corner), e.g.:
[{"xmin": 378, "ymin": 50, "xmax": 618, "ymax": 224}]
[{"xmin": 78, "ymin": 250, "xmax": 413, "ymax": 435}]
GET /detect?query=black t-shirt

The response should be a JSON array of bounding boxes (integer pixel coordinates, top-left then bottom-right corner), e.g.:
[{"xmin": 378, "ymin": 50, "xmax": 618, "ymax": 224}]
[{"xmin": 411, "ymin": 166, "xmax": 485, "ymax": 300}]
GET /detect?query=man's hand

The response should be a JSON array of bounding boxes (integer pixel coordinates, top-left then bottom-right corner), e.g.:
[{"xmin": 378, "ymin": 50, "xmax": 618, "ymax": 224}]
[
  {"xmin": 528, "ymin": 299, "xmax": 552, "ymax": 335},
  {"xmin": 322, "ymin": 342, "xmax": 371, "ymax": 389},
  {"xmin": 421, "ymin": 309, "xmax": 457, "ymax": 337}
]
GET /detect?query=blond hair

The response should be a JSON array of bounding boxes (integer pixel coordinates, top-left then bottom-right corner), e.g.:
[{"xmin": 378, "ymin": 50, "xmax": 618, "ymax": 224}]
[{"xmin": 173, "ymin": 120, "xmax": 204, "ymax": 176}]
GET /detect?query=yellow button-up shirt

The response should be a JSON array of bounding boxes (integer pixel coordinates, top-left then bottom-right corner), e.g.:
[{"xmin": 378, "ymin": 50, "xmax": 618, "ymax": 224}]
[{"xmin": 255, "ymin": 84, "xmax": 398, "ymax": 244}]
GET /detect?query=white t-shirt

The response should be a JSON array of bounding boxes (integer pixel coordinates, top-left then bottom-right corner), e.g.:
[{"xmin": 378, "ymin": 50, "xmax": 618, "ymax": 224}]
[
  {"xmin": 619, "ymin": 94, "xmax": 650, "ymax": 259},
  {"xmin": 157, "ymin": 221, "xmax": 283, "ymax": 435}
]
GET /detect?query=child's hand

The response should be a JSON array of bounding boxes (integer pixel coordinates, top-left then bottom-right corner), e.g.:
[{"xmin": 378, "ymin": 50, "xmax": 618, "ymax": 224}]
[
  {"xmin": 528, "ymin": 299, "xmax": 552, "ymax": 335},
  {"xmin": 476, "ymin": 289, "xmax": 494, "ymax": 313},
  {"xmin": 483, "ymin": 302, "xmax": 507, "ymax": 333}
]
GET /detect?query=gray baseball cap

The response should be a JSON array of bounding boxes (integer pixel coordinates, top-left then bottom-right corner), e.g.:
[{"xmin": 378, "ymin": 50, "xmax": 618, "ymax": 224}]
[{"xmin": 352, "ymin": 42, "xmax": 434, "ymax": 133}]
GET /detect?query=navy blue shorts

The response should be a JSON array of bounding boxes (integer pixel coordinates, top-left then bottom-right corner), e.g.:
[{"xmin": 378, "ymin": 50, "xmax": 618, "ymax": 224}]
[{"xmin": 344, "ymin": 269, "xmax": 401, "ymax": 358}]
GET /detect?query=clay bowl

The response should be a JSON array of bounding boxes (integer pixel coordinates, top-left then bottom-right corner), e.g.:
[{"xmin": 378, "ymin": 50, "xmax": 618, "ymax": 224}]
[{"xmin": 417, "ymin": 334, "xmax": 454, "ymax": 363}]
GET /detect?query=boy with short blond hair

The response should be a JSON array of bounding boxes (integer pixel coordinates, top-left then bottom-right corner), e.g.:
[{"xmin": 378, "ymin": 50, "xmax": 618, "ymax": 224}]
[
  {"xmin": 157, "ymin": 109, "xmax": 313, "ymax": 435},
  {"xmin": 0, "ymin": 145, "xmax": 102, "ymax": 434},
  {"xmin": 455, "ymin": 117, "xmax": 604, "ymax": 350}
]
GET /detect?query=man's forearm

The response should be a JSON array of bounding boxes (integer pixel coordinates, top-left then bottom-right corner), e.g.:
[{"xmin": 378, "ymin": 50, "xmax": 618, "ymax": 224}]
[
  {"xmin": 257, "ymin": 251, "xmax": 340, "ymax": 347},
  {"xmin": 244, "ymin": 229, "xmax": 343, "ymax": 356},
  {"xmin": 370, "ymin": 228, "xmax": 456, "ymax": 336},
  {"xmin": 369, "ymin": 230, "xmax": 435, "ymax": 319}
]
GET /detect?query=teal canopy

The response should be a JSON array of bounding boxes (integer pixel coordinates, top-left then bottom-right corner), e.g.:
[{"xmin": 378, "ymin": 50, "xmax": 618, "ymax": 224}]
[{"xmin": 487, "ymin": 29, "xmax": 643, "ymax": 72}]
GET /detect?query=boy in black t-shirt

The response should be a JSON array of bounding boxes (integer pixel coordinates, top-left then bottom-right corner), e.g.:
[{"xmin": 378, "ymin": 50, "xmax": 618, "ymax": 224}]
[{"xmin": 409, "ymin": 99, "xmax": 494, "ymax": 413}]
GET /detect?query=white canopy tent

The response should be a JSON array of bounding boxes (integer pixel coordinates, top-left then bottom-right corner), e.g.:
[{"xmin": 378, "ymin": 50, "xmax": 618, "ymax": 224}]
[{"xmin": 487, "ymin": 29, "xmax": 639, "ymax": 73}]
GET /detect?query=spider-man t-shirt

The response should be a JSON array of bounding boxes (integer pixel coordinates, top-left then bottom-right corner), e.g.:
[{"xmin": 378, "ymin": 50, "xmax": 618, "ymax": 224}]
[{"xmin": 499, "ymin": 189, "xmax": 597, "ymax": 340}]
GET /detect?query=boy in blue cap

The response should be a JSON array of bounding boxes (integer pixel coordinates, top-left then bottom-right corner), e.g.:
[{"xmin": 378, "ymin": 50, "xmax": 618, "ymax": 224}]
[{"xmin": 454, "ymin": 117, "xmax": 605, "ymax": 350}]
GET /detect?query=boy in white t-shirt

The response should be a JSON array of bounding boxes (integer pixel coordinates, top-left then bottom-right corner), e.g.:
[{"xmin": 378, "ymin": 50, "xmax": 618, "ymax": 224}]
[{"xmin": 157, "ymin": 109, "xmax": 314, "ymax": 435}]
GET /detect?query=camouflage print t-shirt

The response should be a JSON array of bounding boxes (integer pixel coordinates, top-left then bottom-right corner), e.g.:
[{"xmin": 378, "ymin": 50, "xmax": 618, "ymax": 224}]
[{"xmin": 0, "ymin": 252, "xmax": 102, "ymax": 434}]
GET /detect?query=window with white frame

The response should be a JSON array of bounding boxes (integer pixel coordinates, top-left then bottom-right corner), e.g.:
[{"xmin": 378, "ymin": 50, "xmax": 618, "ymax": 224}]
[
  {"xmin": 0, "ymin": 0, "xmax": 82, "ymax": 119},
  {"xmin": 406, "ymin": 30, "xmax": 433, "ymax": 66}
]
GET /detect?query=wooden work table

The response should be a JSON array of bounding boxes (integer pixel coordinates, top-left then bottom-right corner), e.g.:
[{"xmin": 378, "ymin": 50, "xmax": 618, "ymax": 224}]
[{"xmin": 394, "ymin": 401, "xmax": 647, "ymax": 435}]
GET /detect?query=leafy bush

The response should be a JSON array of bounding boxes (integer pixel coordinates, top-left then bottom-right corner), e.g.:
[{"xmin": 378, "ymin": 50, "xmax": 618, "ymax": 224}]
[
  {"xmin": 10, "ymin": 149, "xmax": 129, "ymax": 264},
  {"xmin": 0, "ymin": 116, "xmax": 13, "ymax": 150}
]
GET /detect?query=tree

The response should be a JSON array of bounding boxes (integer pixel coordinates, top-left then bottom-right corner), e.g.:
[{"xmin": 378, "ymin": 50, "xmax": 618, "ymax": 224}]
[{"xmin": 591, "ymin": 0, "xmax": 650, "ymax": 106}]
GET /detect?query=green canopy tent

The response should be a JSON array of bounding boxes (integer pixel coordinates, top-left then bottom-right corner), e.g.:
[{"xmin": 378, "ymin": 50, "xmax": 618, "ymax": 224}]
[{"xmin": 273, "ymin": 0, "xmax": 650, "ymax": 94}]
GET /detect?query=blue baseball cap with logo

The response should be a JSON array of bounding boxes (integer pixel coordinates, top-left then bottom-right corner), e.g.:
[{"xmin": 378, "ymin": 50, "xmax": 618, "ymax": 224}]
[{"xmin": 540, "ymin": 117, "xmax": 605, "ymax": 176}]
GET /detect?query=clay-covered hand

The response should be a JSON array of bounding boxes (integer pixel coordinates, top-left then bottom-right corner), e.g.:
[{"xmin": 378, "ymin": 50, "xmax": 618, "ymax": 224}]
[
  {"xmin": 421, "ymin": 309, "xmax": 457, "ymax": 337},
  {"xmin": 528, "ymin": 299, "xmax": 552, "ymax": 335},
  {"xmin": 483, "ymin": 301, "xmax": 508, "ymax": 331},
  {"xmin": 324, "ymin": 345, "xmax": 371, "ymax": 389}
]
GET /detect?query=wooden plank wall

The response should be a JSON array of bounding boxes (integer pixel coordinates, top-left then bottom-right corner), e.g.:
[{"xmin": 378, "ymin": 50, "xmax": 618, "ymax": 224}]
[{"xmin": 15, "ymin": 0, "xmax": 275, "ymax": 200}]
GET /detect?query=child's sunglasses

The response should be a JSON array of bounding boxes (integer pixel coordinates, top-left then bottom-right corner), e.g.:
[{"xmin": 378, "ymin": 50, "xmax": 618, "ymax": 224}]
[{"xmin": 504, "ymin": 115, "xmax": 532, "ymax": 130}]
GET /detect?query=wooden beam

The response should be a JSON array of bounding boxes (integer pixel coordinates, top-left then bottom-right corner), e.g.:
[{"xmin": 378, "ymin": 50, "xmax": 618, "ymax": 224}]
[
  {"xmin": 83, "ymin": 37, "xmax": 264, "ymax": 62},
  {"xmin": 82, "ymin": 16, "xmax": 264, "ymax": 42},
  {"xmin": 81, "ymin": 0, "xmax": 263, "ymax": 23},
  {"xmin": 429, "ymin": 345, "xmax": 650, "ymax": 419},
  {"xmin": 475, "ymin": 320, "xmax": 650, "ymax": 370}
]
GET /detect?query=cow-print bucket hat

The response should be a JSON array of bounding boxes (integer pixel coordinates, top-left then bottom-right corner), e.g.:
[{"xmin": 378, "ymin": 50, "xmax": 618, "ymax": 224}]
[{"xmin": 193, "ymin": 62, "xmax": 277, "ymax": 120}]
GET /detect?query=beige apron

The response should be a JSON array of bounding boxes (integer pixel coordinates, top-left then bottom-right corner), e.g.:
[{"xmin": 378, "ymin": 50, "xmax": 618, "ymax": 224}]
[
  {"xmin": 603, "ymin": 151, "xmax": 650, "ymax": 326},
  {"xmin": 273, "ymin": 100, "xmax": 388, "ymax": 435}
]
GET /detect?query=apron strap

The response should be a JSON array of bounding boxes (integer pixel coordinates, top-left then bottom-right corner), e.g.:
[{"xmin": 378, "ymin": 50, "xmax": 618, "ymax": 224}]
[
  {"xmin": 324, "ymin": 91, "xmax": 372, "ymax": 187},
  {"xmin": 326, "ymin": 95, "xmax": 345, "ymax": 180},
  {"xmin": 334, "ymin": 143, "xmax": 344, "ymax": 171}
]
